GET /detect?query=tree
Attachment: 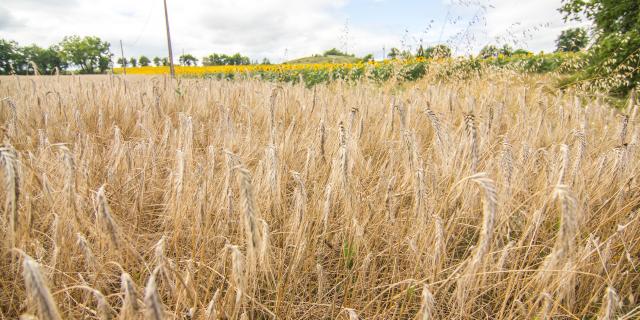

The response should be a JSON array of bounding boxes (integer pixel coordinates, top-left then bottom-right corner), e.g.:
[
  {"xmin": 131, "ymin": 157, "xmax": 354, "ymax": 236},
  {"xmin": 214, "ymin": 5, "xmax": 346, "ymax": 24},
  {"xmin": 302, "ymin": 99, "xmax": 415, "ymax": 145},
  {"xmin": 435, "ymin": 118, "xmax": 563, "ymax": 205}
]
[
  {"xmin": 323, "ymin": 48, "xmax": 352, "ymax": 57},
  {"xmin": 0, "ymin": 39, "xmax": 20, "ymax": 74},
  {"xmin": 203, "ymin": 53, "xmax": 222, "ymax": 66},
  {"xmin": 387, "ymin": 47, "xmax": 400, "ymax": 59},
  {"xmin": 18, "ymin": 44, "xmax": 66, "ymax": 75},
  {"xmin": 59, "ymin": 35, "xmax": 112, "ymax": 74},
  {"xmin": 261, "ymin": 58, "xmax": 271, "ymax": 65},
  {"xmin": 162, "ymin": 57, "xmax": 169, "ymax": 66},
  {"xmin": 560, "ymin": 0, "xmax": 640, "ymax": 94},
  {"xmin": 117, "ymin": 57, "xmax": 128, "ymax": 67},
  {"xmin": 361, "ymin": 53, "xmax": 374, "ymax": 62},
  {"xmin": 203, "ymin": 53, "xmax": 251, "ymax": 66},
  {"xmin": 129, "ymin": 57, "xmax": 137, "ymax": 68},
  {"xmin": 555, "ymin": 28, "xmax": 589, "ymax": 52},
  {"xmin": 424, "ymin": 44, "xmax": 452, "ymax": 59},
  {"xmin": 179, "ymin": 54, "xmax": 198, "ymax": 66},
  {"xmin": 139, "ymin": 56, "xmax": 151, "ymax": 66},
  {"xmin": 153, "ymin": 57, "xmax": 162, "ymax": 66},
  {"xmin": 479, "ymin": 45, "xmax": 500, "ymax": 58}
]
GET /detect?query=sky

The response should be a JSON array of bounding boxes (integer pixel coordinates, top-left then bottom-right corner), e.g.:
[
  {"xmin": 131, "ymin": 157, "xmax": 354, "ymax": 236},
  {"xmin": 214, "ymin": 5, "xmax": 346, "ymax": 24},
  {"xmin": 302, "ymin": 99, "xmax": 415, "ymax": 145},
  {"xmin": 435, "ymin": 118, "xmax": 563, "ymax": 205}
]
[{"xmin": 0, "ymin": 0, "xmax": 585, "ymax": 63}]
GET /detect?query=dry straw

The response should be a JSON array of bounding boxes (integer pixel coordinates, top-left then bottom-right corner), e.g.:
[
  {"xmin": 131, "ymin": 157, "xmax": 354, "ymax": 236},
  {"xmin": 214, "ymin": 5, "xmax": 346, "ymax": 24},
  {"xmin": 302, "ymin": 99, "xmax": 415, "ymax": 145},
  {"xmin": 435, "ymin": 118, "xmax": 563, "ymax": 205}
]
[
  {"xmin": 21, "ymin": 255, "xmax": 61, "ymax": 320},
  {"xmin": 144, "ymin": 267, "xmax": 165, "ymax": 320},
  {"xmin": 0, "ymin": 145, "xmax": 20, "ymax": 248},
  {"xmin": 2, "ymin": 73, "xmax": 639, "ymax": 319}
]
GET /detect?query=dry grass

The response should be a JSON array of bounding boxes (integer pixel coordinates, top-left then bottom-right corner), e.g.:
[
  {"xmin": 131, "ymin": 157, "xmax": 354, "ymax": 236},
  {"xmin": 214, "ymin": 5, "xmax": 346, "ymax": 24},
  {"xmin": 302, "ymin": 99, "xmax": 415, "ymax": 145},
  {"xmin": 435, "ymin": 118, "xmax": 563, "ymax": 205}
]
[{"xmin": 0, "ymin": 73, "xmax": 639, "ymax": 319}]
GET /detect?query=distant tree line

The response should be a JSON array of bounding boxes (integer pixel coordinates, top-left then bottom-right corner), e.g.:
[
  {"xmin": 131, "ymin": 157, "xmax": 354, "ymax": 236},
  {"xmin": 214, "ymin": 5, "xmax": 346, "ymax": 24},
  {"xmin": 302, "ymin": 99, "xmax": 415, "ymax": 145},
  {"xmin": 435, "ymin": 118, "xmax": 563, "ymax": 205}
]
[
  {"xmin": 0, "ymin": 35, "xmax": 272, "ymax": 74},
  {"xmin": 115, "ymin": 53, "xmax": 270, "ymax": 67},
  {"xmin": 0, "ymin": 35, "xmax": 111, "ymax": 75},
  {"xmin": 202, "ymin": 53, "xmax": 251, "ymax": 66}
]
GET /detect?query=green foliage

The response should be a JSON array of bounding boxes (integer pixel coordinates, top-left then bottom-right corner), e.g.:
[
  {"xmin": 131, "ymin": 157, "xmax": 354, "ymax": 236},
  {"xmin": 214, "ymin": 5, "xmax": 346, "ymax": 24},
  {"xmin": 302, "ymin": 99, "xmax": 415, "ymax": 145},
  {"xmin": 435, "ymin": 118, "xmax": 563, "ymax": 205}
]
[
  {"xmin": 202, "ymin": 53, "xmax": 250, "ymax": 66},
  {"xmin": 436, "ymin": 57, "xmax": 483, "ymax": 81},
  {"xmin": 117, "ymin": 57, "xmax": 128, "ymax": 67},
  {"xmin": 139, "ymin": 56, "xmax": 150, "ymax": 66},
  {"xmin": 286, "ymin": 55, "xmax": 360, "ymax": 64},
  {"xmin": 179, "ymin": 54, "xmax": 198, "ymax": 66},
  {"xmin": 499, "ymin": 44, "xmax": 514, "ymax": 56},
  {"xmin": 129, "ymin": 57, "xmax": 137, "ymax": 68},
  {"xmin": 17, "ymin": 44, "xmax": 66, "ymax": 75},
  {"xmin": 59, "ymin": 35, "xmax": 112, "ymax": 74},
  {"xmin": 423, "ymin": 44, "xmax": 452, "ymax": 59},
  {"xmin": 388, "ymin": 47, "xmax": 400, "ymax": 59},
  {"xmin": 0, "ymin": 40, "xmax": 66, "ymax": 75},
  {"xmin": 360, "ymin": 53, "xmax": 374, "ymax": 62},
  {"xmin": 342, "ymin": 241, "xmax": 356, "ymax": 269},
  {"xmin": 479, "ymin": 45, "xmax": 500, "ymax": 59},
  {"xmin": 367, "ymin": 63, "xmax": 394, "ymax": 82},
  {"xmin": 513, "ymin": 49, "xmax": 532, "ymax": 56},
  {"xmin": 559, "ymin": 0, "xmax": 640, "ymax": 94},
  {"xmin": 399, "ymin": 61, "xmax": 427, "ymax": 81},
  {"xmin": 0, "ymin": 40, "xmax": 19, "ymax": 74},
  {"xmin": 153, "ymin": 57, "xmax": 162, "ymax": 66},
  {"xmin": 323, "ymin": 48, "xmax": 353, "ymax": 57},
  {"xmin": 556, "ymin": 28, "xmax": 589, "ymax": 52}
]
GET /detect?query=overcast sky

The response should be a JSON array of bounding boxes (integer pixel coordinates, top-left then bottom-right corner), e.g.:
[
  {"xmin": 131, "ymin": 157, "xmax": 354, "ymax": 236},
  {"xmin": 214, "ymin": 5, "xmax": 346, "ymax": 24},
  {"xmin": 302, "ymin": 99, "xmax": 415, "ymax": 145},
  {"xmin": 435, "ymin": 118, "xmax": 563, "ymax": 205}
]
[{"xmin": 1, "ymin": 0, "xmax": 584, "ymax": 63}]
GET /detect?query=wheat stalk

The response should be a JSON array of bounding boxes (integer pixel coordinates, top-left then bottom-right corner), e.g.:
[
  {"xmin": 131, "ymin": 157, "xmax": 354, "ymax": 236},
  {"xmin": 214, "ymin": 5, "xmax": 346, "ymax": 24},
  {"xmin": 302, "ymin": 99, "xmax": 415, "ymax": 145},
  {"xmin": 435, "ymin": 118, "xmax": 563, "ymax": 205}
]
[
  {"xmin": 0, "ymin": 145, "xmax": 20, "ymax": 248},
  {"xmin": 22, "ymin": 255, "xmax": 61, "ymax": 320},
  {"xmin": 599, "ymin": 286, "xmax": 620, "ymax": 320},
  {"xmin": 95, "ymin": 185, "xmax": 121, "ymax": 250},
  {"xmin": 418, "ymin": 284, "xmax": 435, "ymax": 320},
  {"xmin": 144, "ymin": 267, "xmax": 165, "ymax": 320},
  {"xmin": 120, "ymin": 272, "xmax": 139, "ymax": 319}
]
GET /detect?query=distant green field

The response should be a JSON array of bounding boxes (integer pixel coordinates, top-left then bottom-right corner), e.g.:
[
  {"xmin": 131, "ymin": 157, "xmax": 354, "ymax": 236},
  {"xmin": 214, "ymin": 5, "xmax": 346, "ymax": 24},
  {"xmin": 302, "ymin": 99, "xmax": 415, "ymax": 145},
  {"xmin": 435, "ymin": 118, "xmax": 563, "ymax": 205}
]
[{"xmin": 285, "ymin": 54, "xmax": 361, "ymax": 64}]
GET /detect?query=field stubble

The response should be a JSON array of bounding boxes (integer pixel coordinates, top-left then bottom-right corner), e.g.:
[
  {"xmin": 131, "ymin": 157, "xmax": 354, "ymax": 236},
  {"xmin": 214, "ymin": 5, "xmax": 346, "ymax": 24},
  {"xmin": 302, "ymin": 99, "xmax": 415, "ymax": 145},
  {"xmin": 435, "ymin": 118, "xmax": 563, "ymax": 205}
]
[{"xmin": 0, "ymin": 73, "xmax": 639, "ymax": 319}]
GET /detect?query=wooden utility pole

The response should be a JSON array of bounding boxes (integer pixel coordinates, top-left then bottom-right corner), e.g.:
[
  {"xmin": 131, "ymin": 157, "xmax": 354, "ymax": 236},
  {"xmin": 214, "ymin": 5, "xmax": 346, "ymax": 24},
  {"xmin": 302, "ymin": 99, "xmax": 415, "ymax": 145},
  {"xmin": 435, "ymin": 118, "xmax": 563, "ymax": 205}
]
[
  {"xmin": 163, "ymin": 0, "xmax": 176, "ymax": 78},
  {"xmin": 119, "ymin": 40, "xmax": 126, "ymax": 75}
]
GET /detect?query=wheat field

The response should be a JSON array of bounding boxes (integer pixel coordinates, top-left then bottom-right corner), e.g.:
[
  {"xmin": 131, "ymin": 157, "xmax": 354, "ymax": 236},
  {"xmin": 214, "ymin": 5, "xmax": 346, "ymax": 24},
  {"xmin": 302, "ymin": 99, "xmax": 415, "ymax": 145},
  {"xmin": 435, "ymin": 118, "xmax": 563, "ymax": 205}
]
[{"xmin": 0, "ymin": 73, "xmax": 639, "ymax": 319}]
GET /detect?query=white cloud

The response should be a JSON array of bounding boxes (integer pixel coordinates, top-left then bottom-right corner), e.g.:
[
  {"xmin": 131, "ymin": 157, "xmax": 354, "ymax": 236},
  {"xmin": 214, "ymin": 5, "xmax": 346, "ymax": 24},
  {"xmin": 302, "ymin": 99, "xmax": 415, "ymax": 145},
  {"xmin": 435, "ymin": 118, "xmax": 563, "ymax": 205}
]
[
  {"xmin": 0, "ymin": 5, "xmax": 24, "ymax": 30},
  {"xmin": 1, "ymin": 0, "xmax": 390, "ymax": 62},
  {"xmin": 0, "ymin": 0, "xmax": 587, "ymax": 62},
  {"xmin": 482, "ymin": 0, "xmax": 588, "ymax": 52}
]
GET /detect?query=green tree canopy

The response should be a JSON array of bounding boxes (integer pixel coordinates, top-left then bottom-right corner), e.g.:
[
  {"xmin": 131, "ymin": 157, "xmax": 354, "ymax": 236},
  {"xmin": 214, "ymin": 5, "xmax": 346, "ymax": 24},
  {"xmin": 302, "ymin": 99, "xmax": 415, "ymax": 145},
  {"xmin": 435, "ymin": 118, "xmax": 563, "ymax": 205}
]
[
  {"xmin": 179, "ymin": 54, "xmax": 198, "ymax": 66},
  {"xmin": 59, "ymin": 36, "xmax": 112, "ymax": 74},
  {"xmin": 555, "ymin": 28, "xmax": 589, "ymax": 52},
  {"xmin": 18, "ymin": 44, "xmax": 66, "ymax": 75},
  {"xmin": 560, "ymin": 0, "xmax": 640, "ymax": 94},
  {"xmin": 153, "ymin": 57, "xmax": 162, "ymax": 66},
  {"xmin": 387, "ymin": 47, "xmax": 400, "ymax": 59},
  {"xmin": 117, "ymin": 57, "xmax": 128, "ymax": 67},
  {"xmin": 0, "ymin": 40, "xmax": 20, "ymax": 74},
  {"xmin": 139, "ymin": 56, "xmax": 150, "ymax": 66},
  {"xmin": 323, "ymin": 48, "xmax": 353, "ymax": 57},
  {"xmin": 202, "ymin": 53, "xmax": 250, "ymax": 66}
]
